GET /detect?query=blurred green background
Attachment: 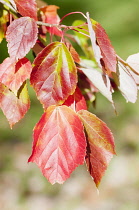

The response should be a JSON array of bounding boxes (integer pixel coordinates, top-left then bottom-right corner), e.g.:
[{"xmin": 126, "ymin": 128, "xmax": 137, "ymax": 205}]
[{"xmin": 0, "ymin": 0, "xmax": 139, "ymax": 209}]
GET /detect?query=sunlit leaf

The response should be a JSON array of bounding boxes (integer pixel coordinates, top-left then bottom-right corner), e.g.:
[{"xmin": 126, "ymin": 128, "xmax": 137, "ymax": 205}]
[
  {"xmin": 126, "ymin": 53, "xmax": 139, "ymax": 84},
  {"xmin": 86, "ymin": 12, "xmax": 102, "ymax": 68},
  {"xmin": 14, "ymin": 0, "xmax": 37, "ymax": 20},
  {"xmin": 30, "ymin": 41, "xmax": 77, "ymax": 110},
  {"xmin": 114, "ymin": 62, "xmax": 138, "ymax": 103},
  {"xmin": 0, "ymin": 82, "xmax": 30, "ymax": 128},
  {"xmin": 28, "ymin": 105, "xmax": 86, "ymax": 184},
  {"xmin": 6, "ymin": 17, "xmax": 38, "ymax": 59},
  {"xmin": 78, "ymin": 109, "xmax": 115, "ymax": 187},
  {"xmin": 91, "ymin": 19, "xmax": 116, "ymax": 75},
  {"xmin": 80, "ymin": 67, "xmax": 113, "ymax": 103},
  {"xmin": 0, "ymin": 57, "xmax": 32, "ymax": 93}
]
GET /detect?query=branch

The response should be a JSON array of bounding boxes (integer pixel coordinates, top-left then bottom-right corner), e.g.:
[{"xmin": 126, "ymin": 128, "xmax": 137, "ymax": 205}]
[{"xmin": 117, "ymin": 55, "xmax": 139, "ymax": 76}]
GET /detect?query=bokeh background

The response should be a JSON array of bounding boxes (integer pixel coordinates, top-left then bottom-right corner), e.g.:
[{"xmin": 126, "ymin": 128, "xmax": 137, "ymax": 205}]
[{"xmin": 0, "ymin": 0, "xmax": 139, "ymax": 209}]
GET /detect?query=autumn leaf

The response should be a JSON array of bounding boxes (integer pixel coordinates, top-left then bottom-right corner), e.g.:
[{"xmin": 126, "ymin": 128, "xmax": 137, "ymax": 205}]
[
  {"xmin": 0, "ymin": 82, "xmax": 30, "ymax": 128},
  {"xmin": 63, "ymin": 87, "xmax": 87, "ymax": 112},
  {"xmin": 30, "ymin": 41, "xmax": 77, "ymax": 110},
  {"xmin": 86, "ymin": 13, "xmax": 102, "ymax": 68},
  {"xmin": 91, "ymin": 18, "xmax": 117, "ymax": 75},
  {"xmin": 80, "ymin": 67, "xmax": 113, "ymax": 103},
  {"xmin": 126, "ymin": 53, "xmax": 139, "ymax": 84},
  {"xmin": 39, "ymin": 5, "xmax": 62, "ymax": 37},
  {"xmin": 113, "ymin": 61, "xmax": 138, "ymax": 103},
  {"xmin": 78, "ymin": 110, "xmax": 115, "ymax": 187},
  {"xmin": 28, "ymin": 105, "xmax": 86, "ymax": 184},
  {"xmin": 14, "ymin": 0, "xmax": 37, "ymax": 20},
  {"xmin": 6, "ymin": 17, "xmax": 38, "ymax": 60},
  {"xmin": 0, "ymin": 57, "xmax": 32, "ymax": 94}
]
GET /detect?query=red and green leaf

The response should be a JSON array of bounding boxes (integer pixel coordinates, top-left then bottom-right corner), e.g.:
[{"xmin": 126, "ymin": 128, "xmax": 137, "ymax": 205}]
[
  {"xmin": 0, "ymin": 57, "xmax": 32, "ymax": 93},
  {"xmin": 0, "ymin": 82, "xmax": 30, "ymax": 128},
  {"xmin": 14, "ymin": 0, "xmax": 37, "ymax": 20},
  {"xmin": 28, "ymin": 105, "xmax": 86, "ymax": 184},
  {"xmin": 63, "ymin": 87, "xmax": 87, "ymax": 112},
  {"xmin": 6, "ymin": 17, "xmax": 38, "ymax": 60},
  {"xmin": 30, "ymin": 41, "xmax": 77, "ymax": 110},
  {"xmin": 78, "ymin": 110, "xmax": 115, "ymax": 187}
]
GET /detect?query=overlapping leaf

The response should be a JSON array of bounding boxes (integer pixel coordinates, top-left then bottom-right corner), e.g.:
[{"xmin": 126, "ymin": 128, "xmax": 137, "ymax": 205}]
[
  {"xmin": 86, "ymin": 13, "xmax": 102, "ymax": 68},
  {"xmin": 39, "ymin": 5, "xmax": 62, "ymax": 37},
  {"xmin": 91, "ymin": 19, "xmax": 116, "ymax": 75},
  {"xmin": 64, "ymin": 87, "xmax": 87, "ymax": 112},
  {"xmin": 28, "ymin": 105, "xmax": 86, "ymax": 184},
  {"xmin": 6, "ymin": 17, "xmax": 38, "ymax": 59},
  {"xmin": 114, "ymin": 62, "xmax": 138, "ymax": 103},
  {"xmin": 14, "ymin": 0, "xmax": 37, "ymax": 20},
  {"xmin": 80, "ymin": 67, "xmax": 113, "ymax": 103},
  {"xmin": 78, "ymin": 110, "xmax": 115, "ymax": 187},
  {"xmin": 0, "ymin": 82, "xmax": 30, "ymax": 128},
  {"xmin": 30, "ymin": 41, "xmax": 77, "ymax": 110},
  {"xmin": 0, "ymin": 57, "xmax": 32, "ymax": 93}
]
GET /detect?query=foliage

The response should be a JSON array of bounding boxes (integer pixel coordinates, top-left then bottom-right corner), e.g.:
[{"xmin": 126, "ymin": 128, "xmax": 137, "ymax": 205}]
[{"xmin": 0, "ymin": 0, "xmax": 139, "ymax": 187}]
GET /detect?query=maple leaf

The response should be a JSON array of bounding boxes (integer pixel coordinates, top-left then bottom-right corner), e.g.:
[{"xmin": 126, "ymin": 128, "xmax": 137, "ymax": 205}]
[
  {"xmin": 63, "ymin": 87, "xmax": 87, "ymax": 112},
  {"xmin": 0, "ymin": 82, "xmax": 30, "ymax": 128},
  {"xmin": 39, "ymin": 5, "xmax": 62, "ymax": 37},
  {"xmin": 30, "ymin": 41, "xmax": 77, "ymax": 110},
  {"xmin": 0, "ymin": 57, "xmax": 32, "ymax": 94},
  {"xmin": 14, "ymin": 0, "xmax": 37, "ymax": 20},
  {"xmin": 80, "ymin": 67, "xmax": 113, "ymax": 103},
  {"xmin": 6, "ymin": 17, "xmax": 38, "ymax": 60},
  {"xmin": 28, "ymin": 105, "xmax": 86, "ymax": 184},
  {"xmin": 78, "ymin": 110, "xmax": 115, "ymax": 187}
]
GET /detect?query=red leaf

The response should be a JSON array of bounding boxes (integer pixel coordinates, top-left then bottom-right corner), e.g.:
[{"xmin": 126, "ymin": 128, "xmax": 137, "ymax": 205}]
[
  {"xmin": 78, "ymin": 110, "xmax": 115, "ymax": 187},
  {"xmin": 0, "ymin": 82, "xmax": 30, "ymax": 128},
  {"xmin": 39, "ymin": 5, "xmax": 62, "ymax": 37},
  {"xmin": 6, "ymin": 17, "xmax": 38, "ymax": 60},
  {"xmin": 14, "ymin": 0, "xmax": 37, "ymax": 20},
  {"xmin": 0, "ymin": 57, "xmax": 32, "ymax": 93},
  {"xmin": 92, "ymin": 19, "xmax": 117, "ymax": 75},
  {"xmin": 64, "ymin": 87, "xmax": 87, "ymax": 112},
  {"xmin": 30, "ymin": 42, "xmax": 77, "ymax": 110},
  {"xmin": 28, "ymin": 105, "xmax": 86, "ymax": 184}
]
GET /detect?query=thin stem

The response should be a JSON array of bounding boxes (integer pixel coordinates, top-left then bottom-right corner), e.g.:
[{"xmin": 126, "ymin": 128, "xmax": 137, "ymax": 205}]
[
  {"xmin": 72, "ymin": 29, "xmax": 90, "ymax": 38},
  {"xmin": 60, "ymin": 11, "xmax": 87, "ymax": 24},
  {"xmin": 117, "ymin": 54, "xmax": 139, "ymax": 76}
]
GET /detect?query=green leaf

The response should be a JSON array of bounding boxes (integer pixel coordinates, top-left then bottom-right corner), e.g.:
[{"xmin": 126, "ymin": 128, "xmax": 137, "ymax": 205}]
[{"xmin": 30, "ymin": 41, "xmax": 78, "ymax": 110}]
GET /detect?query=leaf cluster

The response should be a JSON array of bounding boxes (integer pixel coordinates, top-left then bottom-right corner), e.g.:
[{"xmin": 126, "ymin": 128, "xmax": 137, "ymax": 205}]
[{"xmin": 0, "ymin": 0, "xmax": 139, "ymax": 187}]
